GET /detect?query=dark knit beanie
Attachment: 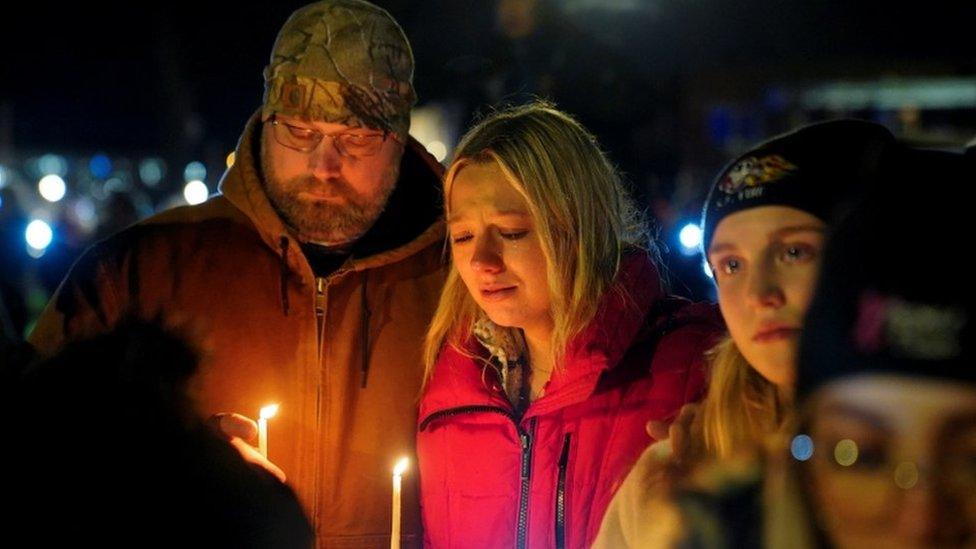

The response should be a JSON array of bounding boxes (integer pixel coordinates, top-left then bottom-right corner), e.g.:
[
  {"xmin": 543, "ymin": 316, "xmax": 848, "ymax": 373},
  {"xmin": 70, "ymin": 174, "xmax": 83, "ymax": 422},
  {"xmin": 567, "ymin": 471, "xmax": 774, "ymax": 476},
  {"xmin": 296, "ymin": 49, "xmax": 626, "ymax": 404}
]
[
  {"xmin": 797, "ymin": 146, "xmax": 976, "ymax": 400},
  {"xmin": 701, "ymin": 119, "xmax": 894, "ymax": 255}
]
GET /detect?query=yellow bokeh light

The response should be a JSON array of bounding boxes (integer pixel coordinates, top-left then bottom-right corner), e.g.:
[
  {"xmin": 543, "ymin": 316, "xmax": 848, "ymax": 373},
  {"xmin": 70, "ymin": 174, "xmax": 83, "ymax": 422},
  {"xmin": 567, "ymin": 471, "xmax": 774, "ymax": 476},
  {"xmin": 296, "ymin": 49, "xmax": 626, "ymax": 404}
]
[
  {"xmin": 834, "ymin": 439, "xmax": 859, "ymax": 466},
  {"xmin": 894, "ymin": 461, "xmax": 919, "ymax": 489}
]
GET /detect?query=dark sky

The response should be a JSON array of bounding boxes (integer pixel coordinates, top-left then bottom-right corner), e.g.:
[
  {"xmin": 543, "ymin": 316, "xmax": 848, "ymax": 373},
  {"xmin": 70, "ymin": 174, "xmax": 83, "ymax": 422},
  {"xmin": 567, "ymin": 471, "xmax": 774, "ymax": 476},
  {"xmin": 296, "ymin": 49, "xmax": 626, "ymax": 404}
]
[
  {"xmin": 3, "ymin": 1, "xmax": 496, "ymax": 153},
  {"xmin": 3, "ymin": 3, "xmax": 313, "ymax": 152},
  {"xmin": 3, "ymin": 1, "xmax": 973, "ymax": 155}
]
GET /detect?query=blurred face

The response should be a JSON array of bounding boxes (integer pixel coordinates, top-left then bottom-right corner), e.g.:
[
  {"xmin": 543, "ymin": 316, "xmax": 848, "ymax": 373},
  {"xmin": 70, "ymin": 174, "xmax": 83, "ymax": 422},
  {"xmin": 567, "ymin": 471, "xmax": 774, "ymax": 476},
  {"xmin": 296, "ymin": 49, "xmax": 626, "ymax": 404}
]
[
  {"xmin": 260, "ymin": 114, "xmax": 404, "ymax": 245},
  {"xmin": 496, "ymin": 0, "xmax": 539, "ymax": 39},
  {"xmin": 803, "ymin": 375, "xmax": 976, "ymax": 548},
  {"xmin": 708, "ymin": 206, "xmax": 826, "ymax": 386},
  {"xmin": 448, "ymin": 161, "xmax": 552, "ymax": 337}
]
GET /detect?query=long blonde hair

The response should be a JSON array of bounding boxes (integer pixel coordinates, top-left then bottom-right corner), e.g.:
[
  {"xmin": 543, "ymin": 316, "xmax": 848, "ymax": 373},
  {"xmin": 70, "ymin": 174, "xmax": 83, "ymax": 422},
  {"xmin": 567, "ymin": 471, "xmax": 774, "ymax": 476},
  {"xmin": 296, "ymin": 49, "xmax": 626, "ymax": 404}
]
[
  {"xmin": 423, "ymin": 102, "xmax": 651, "ymax": 379},
  {"xmin": 700, "ymin": 335, "xmax": 788, "ymax": 458}
]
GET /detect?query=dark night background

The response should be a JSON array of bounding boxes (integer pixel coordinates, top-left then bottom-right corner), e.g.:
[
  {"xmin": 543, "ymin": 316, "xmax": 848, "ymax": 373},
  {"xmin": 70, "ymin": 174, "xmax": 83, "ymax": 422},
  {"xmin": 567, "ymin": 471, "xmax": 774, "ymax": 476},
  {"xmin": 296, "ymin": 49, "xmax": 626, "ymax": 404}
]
[
  {"xmin": 2, "ymin": 0, "xmax": 975, "ymax": 336},
  {"xmin": 5, "ymin": 1, "xmax": 974, "ymax": 151}
]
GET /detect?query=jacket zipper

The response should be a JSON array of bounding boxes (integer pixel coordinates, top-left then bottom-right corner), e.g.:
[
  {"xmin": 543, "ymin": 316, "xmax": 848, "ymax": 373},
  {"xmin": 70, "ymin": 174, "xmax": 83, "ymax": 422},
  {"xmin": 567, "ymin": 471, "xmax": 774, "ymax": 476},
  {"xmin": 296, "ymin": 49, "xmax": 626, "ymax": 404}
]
[
  {"xmin": 312, "ymin": 276, "xmax": 327, "ymax": 538},
  {"xmin": 516, "ymin": 418, "xmax": 536, "ymax": 549},
  {"xmin": 315, "ymin": 277, "xmax": 327, "ymax": 357},
  {"xmin": 555, "ymin": 433, "xmax": 571, "ymax": 549},
  {"xmin": 418, "ymin": 405, "xmax": 516, "ymax": 431},
  {"xmin": 312, "ymin": 269, "xmax": 357, "ymax": 540}
]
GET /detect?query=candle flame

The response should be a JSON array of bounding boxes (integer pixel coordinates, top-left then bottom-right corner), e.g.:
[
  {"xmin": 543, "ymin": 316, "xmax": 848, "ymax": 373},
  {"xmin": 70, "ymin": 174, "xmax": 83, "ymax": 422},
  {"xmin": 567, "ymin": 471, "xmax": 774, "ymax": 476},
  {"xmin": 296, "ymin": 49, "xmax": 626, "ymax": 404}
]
[
  {"xmin": 393, "ymin": 457, "xmax": 409, "ymax": 476},
  {"xmin": 259, "ymin": 404, "xmax": 280, "ymax": 420}
]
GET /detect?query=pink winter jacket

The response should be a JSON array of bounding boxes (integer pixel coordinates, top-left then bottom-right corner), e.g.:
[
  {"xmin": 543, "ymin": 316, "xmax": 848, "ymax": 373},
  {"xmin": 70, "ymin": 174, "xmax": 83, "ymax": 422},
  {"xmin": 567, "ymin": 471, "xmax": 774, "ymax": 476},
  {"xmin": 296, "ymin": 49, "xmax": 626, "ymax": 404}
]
[{"xmin": 417, "ymin": 251, "xmax": 723, "ymax": 548}]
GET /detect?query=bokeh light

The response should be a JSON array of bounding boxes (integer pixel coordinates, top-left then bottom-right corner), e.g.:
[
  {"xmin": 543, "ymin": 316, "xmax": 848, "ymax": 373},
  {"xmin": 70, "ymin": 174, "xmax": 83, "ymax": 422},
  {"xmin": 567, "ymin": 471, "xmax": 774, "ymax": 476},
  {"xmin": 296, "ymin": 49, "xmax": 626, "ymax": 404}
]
[
  {"xmin": 26, "ymin": 219, "xmax": 54, "ymax": 250},
  {"xmin": 38, "ymin": 174, "xmax": 67, "ymax": 202},
  {"xmin": 791, "ymin": 434, "xmax": 815, "ymax": 461},
  {"xmin": 834, "ymin": 439, "xmax": 859, "ymax": 467},
  {"xmin": 183, "ymin": 180, "xmax": 209, "ymax": 205}
]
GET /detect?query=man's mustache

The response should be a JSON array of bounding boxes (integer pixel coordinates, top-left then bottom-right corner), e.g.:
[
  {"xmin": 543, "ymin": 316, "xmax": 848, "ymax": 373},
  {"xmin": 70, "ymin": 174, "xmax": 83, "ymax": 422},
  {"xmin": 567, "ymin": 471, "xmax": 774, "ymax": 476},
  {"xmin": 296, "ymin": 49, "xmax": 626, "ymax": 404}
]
[{"xmin": 292, "ymin": 175, "xmax": 353, "ymax": 193}]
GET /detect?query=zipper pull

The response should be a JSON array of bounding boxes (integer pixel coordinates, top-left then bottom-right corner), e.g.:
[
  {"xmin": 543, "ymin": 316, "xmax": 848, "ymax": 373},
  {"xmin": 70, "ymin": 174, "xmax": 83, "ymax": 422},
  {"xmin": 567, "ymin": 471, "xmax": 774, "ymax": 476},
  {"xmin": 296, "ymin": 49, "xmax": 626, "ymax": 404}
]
[{"xmin": 315, "ymin": 277, "xmax": 326, "ymax": 318}]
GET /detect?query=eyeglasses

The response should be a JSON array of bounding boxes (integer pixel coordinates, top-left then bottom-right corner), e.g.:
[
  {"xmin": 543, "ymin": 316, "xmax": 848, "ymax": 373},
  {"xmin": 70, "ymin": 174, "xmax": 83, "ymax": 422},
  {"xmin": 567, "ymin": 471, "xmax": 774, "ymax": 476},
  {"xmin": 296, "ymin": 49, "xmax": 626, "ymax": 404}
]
[{"xmin": 269, "ymin": 115, "xmax": 393, "ymax": 158}]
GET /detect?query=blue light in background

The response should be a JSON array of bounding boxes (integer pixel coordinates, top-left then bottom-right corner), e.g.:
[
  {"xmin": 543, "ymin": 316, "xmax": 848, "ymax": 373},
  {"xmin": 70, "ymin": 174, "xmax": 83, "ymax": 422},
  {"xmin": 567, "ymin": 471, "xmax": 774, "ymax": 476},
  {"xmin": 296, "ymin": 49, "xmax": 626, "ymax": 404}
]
[
  {"xmin": 89, "ymin": 154, "xmax": 113, "ymax": 179},
  {"xmin": 791, "ymin": 434, "xmax": 815, "ymax": 461}
]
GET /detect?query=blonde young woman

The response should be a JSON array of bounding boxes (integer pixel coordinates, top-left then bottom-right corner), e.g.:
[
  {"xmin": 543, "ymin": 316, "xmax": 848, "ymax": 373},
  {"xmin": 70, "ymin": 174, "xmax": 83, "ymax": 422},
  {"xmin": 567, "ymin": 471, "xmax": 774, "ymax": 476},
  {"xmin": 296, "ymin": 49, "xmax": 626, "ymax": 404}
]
[
  {"xmin": 594, "ymin": 119, "xmax": 895, "ymax": 548},
  {"xmin": 416, "ymin": 102, "xmax": 722, "ymax": 549}
]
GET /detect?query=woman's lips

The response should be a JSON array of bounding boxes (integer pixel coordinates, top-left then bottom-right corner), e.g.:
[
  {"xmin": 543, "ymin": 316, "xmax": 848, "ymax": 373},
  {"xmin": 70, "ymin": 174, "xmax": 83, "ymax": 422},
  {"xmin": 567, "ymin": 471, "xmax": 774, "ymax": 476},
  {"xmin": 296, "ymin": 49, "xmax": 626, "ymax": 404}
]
[
  {"xmin": 752, "ymin": 327, "xmax": 801, "ymax": 342},
  {"xmin": 480, "ymin": 286, "xmax": 517, "ymax": 302}
]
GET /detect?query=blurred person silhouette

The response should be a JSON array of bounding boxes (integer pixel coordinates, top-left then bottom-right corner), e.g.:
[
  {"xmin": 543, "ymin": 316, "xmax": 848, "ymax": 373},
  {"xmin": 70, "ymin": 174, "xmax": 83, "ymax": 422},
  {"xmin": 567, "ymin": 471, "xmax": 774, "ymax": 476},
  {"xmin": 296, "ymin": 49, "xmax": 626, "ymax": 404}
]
[
  {"xmin": 37, "ymin": 203, "xmax": 91, "ymax": 297},
  {"xmin": 1, "ymin": 185, "xmax": 30, "ymax": 339},
  {"xmin": 94, "ymin": 189, "xmax": 151, "ymax": 242},
  {"xmin": 3, "ymin": 318, "xmax": 313, "ymax": 548}
]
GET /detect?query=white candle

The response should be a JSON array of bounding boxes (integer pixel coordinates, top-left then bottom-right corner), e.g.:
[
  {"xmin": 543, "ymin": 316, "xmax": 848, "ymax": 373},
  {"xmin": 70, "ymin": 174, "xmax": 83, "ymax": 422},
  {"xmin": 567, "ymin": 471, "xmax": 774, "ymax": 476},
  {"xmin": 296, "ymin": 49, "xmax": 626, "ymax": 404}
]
[
  {"xmin": 391, "ymin": 457, "xmax": 409, "ymax": 549},
  {"xmin": 258, "ymin": 404, "xmax": 279, "ymax": 459}
]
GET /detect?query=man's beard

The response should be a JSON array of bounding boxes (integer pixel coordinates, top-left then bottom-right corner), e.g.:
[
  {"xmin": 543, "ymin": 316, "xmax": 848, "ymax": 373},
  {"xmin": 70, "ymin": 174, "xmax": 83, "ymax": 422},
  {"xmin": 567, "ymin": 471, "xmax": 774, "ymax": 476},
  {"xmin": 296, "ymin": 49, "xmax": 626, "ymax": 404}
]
[{"xmin": 260, "ymin": 143, "xmax": 399, "ymax": 246}]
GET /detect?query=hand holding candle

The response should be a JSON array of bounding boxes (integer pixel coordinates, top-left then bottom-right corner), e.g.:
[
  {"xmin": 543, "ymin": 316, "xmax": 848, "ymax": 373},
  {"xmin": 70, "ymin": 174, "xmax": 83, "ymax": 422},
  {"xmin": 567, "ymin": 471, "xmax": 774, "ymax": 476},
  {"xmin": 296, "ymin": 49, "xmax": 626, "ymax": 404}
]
[
  {"xmin": 391, "ymin": 457, "xmax": 409, "ymax": 549},
  {"xmin": 209, "ymin": 411, "xmax": 287, "ymax": 482},
  {"xmin": 257, "ymin": 404, "xmax": 279, "ymax": 459}
]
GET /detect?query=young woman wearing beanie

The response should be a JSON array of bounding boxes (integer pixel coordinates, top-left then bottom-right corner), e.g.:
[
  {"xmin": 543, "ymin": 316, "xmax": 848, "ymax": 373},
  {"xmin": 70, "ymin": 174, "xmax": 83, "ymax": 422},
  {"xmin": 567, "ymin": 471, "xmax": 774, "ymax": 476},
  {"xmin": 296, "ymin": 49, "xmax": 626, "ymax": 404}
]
[
  {"xmin": 594, "ymin": 119, "xmax": 895, "ymax": 548},
  {"xmin": 416, "ymin": 102, "xmax": 723, "ymax": 548}
]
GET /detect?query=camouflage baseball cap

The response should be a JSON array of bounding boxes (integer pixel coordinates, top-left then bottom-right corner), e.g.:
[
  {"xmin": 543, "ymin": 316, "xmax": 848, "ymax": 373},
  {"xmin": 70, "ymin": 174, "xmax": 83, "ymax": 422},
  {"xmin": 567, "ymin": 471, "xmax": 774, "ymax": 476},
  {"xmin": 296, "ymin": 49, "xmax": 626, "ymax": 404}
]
[{"xmin": 262, "ymin": 0, "xmax": 416, "ymax": 139}]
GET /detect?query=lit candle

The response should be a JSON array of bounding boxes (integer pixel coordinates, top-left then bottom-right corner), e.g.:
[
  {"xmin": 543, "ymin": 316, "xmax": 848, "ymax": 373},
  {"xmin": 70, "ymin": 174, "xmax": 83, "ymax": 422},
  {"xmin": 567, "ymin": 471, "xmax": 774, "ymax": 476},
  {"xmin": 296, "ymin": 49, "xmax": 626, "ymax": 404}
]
[
  {"xmin": 257, "ymin": 404, "xmax": 279, "ymax": 459},
  {"xmin": 391, "ymin": 457, "xmax": 409, "ymax": 549}
]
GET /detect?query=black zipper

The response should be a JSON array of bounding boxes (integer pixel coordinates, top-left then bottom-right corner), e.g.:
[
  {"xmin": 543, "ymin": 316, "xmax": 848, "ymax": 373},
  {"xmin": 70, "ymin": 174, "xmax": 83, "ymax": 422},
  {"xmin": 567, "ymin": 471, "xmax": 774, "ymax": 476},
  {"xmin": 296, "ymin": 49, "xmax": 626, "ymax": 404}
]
[
  {"xmin": 555, "ymin": 433, "xmax": 571, "ymax": 549},
  {"xmin": 516, "ymin": 418, "xmax": 536, "ymax": 549},
  {"xmin": 418, "ymin": 404, "xmax": 516, "ymax": 431}
]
